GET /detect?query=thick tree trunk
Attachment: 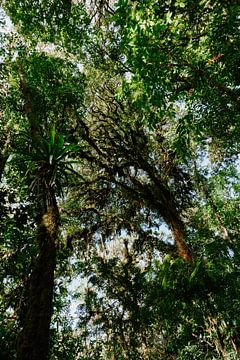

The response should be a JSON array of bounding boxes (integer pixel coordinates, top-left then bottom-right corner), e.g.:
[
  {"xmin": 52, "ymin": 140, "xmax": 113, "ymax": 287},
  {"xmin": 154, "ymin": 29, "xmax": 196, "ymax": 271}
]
[
  {"xmin": 154, "ymin": 183, "xmax": 192, "ymax": 261},
  {"xmin": 120, "ymin": 177, "xmax": 192, "ymax": 261},
  {"xmin": 17, "ymin": 200, "xmax": 59, "ymax": 360},
  {"xmin": 167, "ymin": 210, "xmax": 192, "ymax": 261},
  {"xmin": 138, "ymin": 159, "xmax": 193, "ymax": 261},
  {"xmin": 16, "ymin": 67, "xmax": 60, "ymax": 360}
]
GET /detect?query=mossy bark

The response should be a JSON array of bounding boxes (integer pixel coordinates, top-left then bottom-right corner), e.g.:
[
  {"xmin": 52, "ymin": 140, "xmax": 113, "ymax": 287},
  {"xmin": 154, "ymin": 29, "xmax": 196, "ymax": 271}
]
[
  {"xmin": 153, "ymin": 183, "xmax": 192, "ymax": 261},
  {"xmin": 17, "ymin": 200, "xmax": 59, "ymax": 360},
  {"xmin": 168, "ymin": 211, "xmax": 192, "ymax": 261}
]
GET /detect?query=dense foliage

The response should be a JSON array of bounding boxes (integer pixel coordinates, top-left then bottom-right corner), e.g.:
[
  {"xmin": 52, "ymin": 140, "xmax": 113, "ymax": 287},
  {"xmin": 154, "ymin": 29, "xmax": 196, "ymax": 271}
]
[{"xmin": 0, "ymin": 1, "xmax": 239, "ymax": 359}]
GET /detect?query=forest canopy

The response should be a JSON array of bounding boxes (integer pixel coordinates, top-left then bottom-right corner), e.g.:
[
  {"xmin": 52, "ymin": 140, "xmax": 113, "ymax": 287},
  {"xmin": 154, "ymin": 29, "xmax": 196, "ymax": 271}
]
[{"xmin": 0, "ymin": 1, "xmax": 239, "ymax": 359}]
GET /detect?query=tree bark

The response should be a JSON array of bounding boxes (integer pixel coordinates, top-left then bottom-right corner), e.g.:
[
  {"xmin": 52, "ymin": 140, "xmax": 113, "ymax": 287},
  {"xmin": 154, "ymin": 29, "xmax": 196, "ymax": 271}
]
[
  {"xmin": 117, "ymin": 177, "xmax": 192, "ymax": 261},
  {"xmin": 166, "ymin": 208, "xmax": 192, "ymax": 261},
  {"xmin": 16, "ymin": 66, "xmax": 61, "ymax": 360},
  {"xmin": 17, "ymin": 198, "xmax": 59, "ymax": 360},
  {"xmin": 152, "ymin": 182, "xmax": 192, "ymax": 261},
  {"xmin": 136, "ymin": 154, "xmax": 193, "ymax": 261}
]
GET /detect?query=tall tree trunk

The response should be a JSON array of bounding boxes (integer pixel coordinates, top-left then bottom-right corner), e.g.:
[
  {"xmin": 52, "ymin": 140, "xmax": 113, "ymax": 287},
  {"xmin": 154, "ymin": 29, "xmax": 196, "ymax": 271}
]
[
  {"xmin": 16, "ymin": 66, "xmax": 61, "ymax": 360},
  {"xmin": 154, "ymin": 183, "xmax": 192, "ymax": 261},
  {"xmin": 17, "ymin": 196, "xmax": 59, "ymax": 360},
  {"xmin": 138, "ymin": 157, "xmax": 193, "ymax": 261},
  {"xmin": 166, "ymin": 208, "xmax": 192, "ymax": 261},
  {"xmin": 120, "ymin": 177, "xmax": 192, "ymax": 261}
]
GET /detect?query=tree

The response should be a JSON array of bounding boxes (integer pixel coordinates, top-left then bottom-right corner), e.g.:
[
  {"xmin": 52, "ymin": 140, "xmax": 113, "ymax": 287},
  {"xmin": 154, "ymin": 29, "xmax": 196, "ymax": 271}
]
[
  {"xmin": 0, "ymin": 1, "xmax": 239, "ymax": 359},
  {"xmin": 0, "ymin": 46, "xmax": 86, "ymax": 359}
]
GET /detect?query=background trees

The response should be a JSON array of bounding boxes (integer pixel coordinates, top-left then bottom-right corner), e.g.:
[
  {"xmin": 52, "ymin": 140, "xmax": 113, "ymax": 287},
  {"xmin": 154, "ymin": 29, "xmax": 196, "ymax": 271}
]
[{"xmin": 0, "ymin": 1, "xmax": 239, "ymax": 359}]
